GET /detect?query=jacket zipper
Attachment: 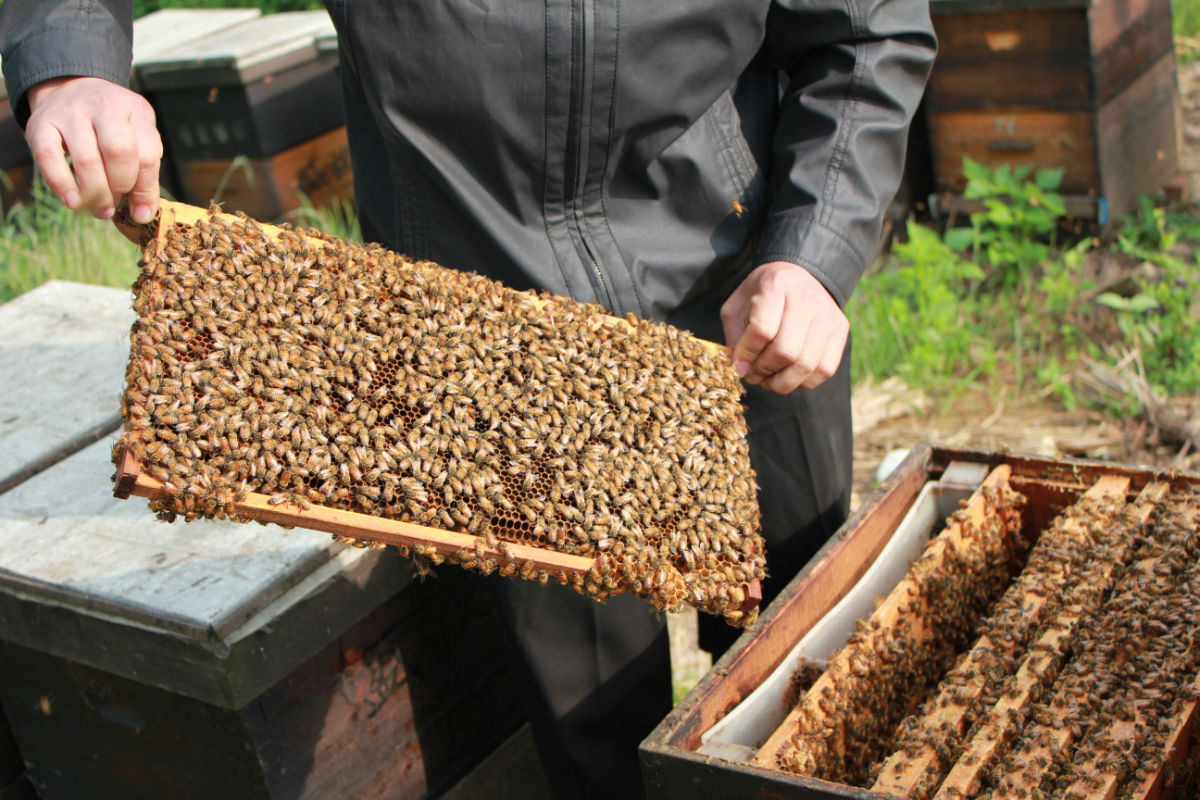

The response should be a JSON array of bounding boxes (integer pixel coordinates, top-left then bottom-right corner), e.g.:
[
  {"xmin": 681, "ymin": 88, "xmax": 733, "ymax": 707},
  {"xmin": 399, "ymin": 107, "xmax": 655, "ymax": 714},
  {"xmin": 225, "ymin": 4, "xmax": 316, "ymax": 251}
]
[{"xmin": 565, "ymin": 0, "xmax": 616, "ymax": 311}]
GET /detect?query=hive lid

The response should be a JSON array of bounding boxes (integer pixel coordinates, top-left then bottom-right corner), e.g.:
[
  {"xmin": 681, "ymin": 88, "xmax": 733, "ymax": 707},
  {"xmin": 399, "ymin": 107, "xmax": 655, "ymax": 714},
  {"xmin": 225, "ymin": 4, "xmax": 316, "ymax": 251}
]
[
  {"xmin": 136, "ymin": 10, "xmax": 336, "ymax": 91},
  {"xmin": 0, "ymin": 281, "xmax": 131, "ymax": 493},
  {"xmin": 130, "ymin": 8, "xmax": 262, "ymax": 90}
]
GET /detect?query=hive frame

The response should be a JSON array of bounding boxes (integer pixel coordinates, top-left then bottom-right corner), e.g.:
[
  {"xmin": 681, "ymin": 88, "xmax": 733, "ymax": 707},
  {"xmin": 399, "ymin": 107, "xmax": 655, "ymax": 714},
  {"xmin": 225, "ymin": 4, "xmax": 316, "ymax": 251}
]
[{"xmin": 112, "ymin": 200, "xmax": 762, "ymax": 618}]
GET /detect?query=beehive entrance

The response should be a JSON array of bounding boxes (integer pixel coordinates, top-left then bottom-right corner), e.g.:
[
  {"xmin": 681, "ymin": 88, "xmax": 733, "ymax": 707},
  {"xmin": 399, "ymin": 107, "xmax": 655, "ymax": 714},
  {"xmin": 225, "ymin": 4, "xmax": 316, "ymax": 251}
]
[{"xmin": 115, "ymin": 202, "xmax": 765, "ymax": 626}]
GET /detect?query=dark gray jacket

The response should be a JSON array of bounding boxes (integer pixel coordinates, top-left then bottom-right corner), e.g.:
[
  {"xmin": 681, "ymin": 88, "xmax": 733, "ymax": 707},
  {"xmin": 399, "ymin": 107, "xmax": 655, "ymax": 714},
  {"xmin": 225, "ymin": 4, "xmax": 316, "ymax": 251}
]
[
  {"xmin": 2, "ymin": 1, "xmax": 934, "ymax": 604},
  {"xmin": 2, "ymin": 0, "xmax": 935, "ymax": 338}
]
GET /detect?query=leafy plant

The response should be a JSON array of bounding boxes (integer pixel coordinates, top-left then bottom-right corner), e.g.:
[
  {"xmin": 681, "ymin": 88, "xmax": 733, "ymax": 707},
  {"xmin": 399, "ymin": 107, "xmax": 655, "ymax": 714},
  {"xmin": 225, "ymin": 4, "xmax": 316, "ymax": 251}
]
[{"xmin": 0, "ymin": 174, "xmax": 141, "ymax": 304}]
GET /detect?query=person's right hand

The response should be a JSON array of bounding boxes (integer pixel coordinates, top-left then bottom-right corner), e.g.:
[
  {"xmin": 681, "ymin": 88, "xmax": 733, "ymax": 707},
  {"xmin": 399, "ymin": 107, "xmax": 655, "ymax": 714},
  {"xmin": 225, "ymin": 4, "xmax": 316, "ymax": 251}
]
[{"xmin": 25, "ymin": 76, "xmax": 162, "ymax": 224}]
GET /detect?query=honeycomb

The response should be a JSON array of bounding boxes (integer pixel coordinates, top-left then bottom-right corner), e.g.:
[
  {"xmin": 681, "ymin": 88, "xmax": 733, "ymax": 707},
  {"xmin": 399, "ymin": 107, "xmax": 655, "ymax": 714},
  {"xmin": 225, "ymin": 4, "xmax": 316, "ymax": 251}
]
[{"xmin": 116, "ymin": 205, "xmax": 766, "ymax": 626}]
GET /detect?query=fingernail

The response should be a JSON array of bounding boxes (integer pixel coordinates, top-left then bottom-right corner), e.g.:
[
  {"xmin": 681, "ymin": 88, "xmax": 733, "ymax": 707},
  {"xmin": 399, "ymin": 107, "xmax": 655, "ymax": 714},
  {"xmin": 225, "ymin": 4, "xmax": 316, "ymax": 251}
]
[
  {"xmin": 733, "ymin": 360, "xmax": 750, "ymax": 378},
  {"xmin": 132, "ymin": 204, "xmax": 153, "ymax": 224},
  {"xmin": 63, "ymin": 190, "xmax": 80, "ymax": 208}
]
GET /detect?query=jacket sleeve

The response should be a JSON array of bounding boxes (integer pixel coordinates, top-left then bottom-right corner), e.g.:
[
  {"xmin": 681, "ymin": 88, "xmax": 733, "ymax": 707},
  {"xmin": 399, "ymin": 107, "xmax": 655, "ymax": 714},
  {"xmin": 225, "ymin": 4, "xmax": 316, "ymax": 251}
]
[
  {"xmin": 756, "ymin": 0, "xmax": 936, "ymax": 307},
  {"xmin": 0, "ymin": 0, "xmax": 134, "ymax": 126}
]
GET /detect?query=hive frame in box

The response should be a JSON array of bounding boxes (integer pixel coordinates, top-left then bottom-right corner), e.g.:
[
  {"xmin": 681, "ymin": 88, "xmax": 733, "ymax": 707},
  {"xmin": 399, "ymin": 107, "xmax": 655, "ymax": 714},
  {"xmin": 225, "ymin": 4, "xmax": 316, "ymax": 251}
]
[
  {"xmin": 640, "ymin": 443, "xmax": 1200, "ymax": 799},
  {"xmin": 112, "ymin": 199, "xmax": 762, "ymax": 618},
  {"xmin": 696, "ymin": 460, "xmax": 989, "ymax": 762}
]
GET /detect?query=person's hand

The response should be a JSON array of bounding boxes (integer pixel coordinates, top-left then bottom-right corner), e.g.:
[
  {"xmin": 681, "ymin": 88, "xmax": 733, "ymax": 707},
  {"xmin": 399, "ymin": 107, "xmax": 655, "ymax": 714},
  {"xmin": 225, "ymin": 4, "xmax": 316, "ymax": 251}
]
[
  {"xmin": 25, "ymin": 76, "xmax": 162, "ymax": 225},
  {"xmin": 720, "ymin": 261, "xmax": 849, "ymax": 394}
]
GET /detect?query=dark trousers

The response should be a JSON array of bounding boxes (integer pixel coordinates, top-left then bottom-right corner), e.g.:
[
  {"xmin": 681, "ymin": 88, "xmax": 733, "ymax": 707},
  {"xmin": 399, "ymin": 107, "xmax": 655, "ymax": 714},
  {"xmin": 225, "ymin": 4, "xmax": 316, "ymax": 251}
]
[{"xmin": 487, "ymin": 356, "xmax": 853, "ymax": 799}]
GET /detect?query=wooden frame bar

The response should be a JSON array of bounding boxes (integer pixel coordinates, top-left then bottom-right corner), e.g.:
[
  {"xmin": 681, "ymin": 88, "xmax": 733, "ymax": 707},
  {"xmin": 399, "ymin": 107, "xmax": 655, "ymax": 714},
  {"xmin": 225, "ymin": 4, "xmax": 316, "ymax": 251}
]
[
  {"xmin": 752, "ymin": 464, "xmax": 1014, "ymax": 773},
  {"xmin": 873, "ymin": 475, "xmax": 1152, "ymax": 795}
]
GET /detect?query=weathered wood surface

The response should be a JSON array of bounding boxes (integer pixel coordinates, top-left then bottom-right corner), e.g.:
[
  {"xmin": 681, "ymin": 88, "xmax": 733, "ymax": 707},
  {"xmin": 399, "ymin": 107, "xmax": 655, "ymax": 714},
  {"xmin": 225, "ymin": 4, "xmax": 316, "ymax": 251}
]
[
  {"xmin": 0, "ymin": 281, "xmax": 134, "ymax": 494},
  {"xmin": 927, "ymin": 109, "xmax": 1099, "ymax": 195},
  {"xmin": 1, "ymin": 437, "xmax": 337, "ymax": 640},
  {"xmin": 926, "ymin": 9, "xmax": 1092, "ymax": 113},
  {"xmin": 137, "ymin": 10, "xmax": 336, "ymax": 90},
  {"xmin": 1095, "ymin": 52, "xmax": 1180, "ymax": 229}
]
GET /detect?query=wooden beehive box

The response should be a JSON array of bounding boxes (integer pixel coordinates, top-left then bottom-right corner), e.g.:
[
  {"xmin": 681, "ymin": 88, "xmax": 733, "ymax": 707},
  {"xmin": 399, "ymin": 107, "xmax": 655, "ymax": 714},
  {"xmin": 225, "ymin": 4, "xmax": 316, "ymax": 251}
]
[
  {"xmin": 135, "ymin": 11, "xmax": 350, "ymax": 220},
  {"xmin": 130, "ymin": 7, "xmax": 264, "ymax": 199},
  {"xmin": 640, "ymin": 444, "xmax": 1200, "ymax": 799},
  {"xmin": 926, "ymin": 0, "xmax": 1180, "ymax": 225},
  {"xmin": 0, "ymin": 282, "xmax": 537, "ymax": 800}
]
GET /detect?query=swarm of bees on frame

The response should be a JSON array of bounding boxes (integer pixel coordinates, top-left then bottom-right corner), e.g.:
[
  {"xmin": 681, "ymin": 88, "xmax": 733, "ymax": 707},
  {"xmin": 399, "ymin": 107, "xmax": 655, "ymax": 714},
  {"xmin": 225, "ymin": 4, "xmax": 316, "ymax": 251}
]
[
  {"xmin": 769, "ymin": 482, "xmax": 1200, "ymax": 798},
  {"xmin": 115, "ymin": 206, "xmax": 766, "ymax": 626}
]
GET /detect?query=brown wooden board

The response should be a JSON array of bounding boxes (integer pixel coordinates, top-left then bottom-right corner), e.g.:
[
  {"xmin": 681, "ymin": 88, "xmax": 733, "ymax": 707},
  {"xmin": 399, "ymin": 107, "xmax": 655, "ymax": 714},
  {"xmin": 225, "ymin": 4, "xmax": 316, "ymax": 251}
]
[
  {"xmin": 923, "ymin": 0, "xmax": 1179, "ymax": 225},
  {"xmin": 926, "ymin": 9, "xmax": 1093, "ymax": 113},
  {"xmin": 1095, "ymin": 52, "xmax": 1180, "ymax": 227},
  {"xmin": 1090, "ymin": 0, "xmax": 1176, "ymax": 103},
  {"xmin": 639, "ymin": 444, "xmax": 1200, "ymax": 800},
  {"xmin": 926, "ymin": 109, "xmax": 1100, "ymax": 195},
  {"xmin": 0, "ymin": 568, "xmax": 527, "ymax": 800},
  {"xmin": 176, "ymin": 126, "xmax": 353, "ymax": 221}
]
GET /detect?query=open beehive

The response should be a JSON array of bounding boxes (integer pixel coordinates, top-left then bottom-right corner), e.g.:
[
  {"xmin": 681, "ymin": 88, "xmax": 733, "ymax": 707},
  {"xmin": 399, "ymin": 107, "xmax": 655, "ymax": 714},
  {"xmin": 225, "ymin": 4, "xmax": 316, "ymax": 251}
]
[
  {"xmin": 641, "ymin": 446, "xmax": 1200, "ymax": 799},
  {"xmin": 112, "ymin": 201, "xmax": 764, "ymax": 625}
]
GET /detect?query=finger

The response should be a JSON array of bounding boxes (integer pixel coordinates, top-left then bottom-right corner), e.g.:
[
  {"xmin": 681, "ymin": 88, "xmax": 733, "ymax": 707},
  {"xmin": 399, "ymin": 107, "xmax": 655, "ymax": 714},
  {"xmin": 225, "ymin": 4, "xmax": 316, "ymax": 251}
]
[
  {"xmin": 729, "ymin": 287, "xmax": 786, "ymax": 379},
  {"xmin": 26, "ymin": 122, "xmax": 81, "ymax": 208},
  {"xmin": 797, "ymin": 324, "xmax": 849, "ymax": 391},
  {"xmin": 747, "ymin": 294, "xmax": 816, "ymax": 383},
  {"xmin": 126, "ymin": 110, "xmax": 163, "ymax": 224},
  {"xmin": 62, "ymin": 125, "xmax": 117, "ymax": 218},
  {"xmin": 95, "ymin": 113, "xmax": 141, "ymax": 202}
]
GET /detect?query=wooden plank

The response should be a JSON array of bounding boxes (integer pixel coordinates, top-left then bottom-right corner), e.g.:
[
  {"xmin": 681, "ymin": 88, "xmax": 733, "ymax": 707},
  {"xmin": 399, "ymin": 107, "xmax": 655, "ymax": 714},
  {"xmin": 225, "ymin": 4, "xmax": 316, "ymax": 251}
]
[
  {"xmin": 933, "ymin": 476, "xmax": 1139, "ymax": 800},
  {"xmin": 0, "ymin": 437, "xmax": 337, "ymax": 641},
  {"xmin": 137, "ymin": 11, "xmax": 336, "ymax": 90},
  {"xmin": 119, "ymin": 446, "xmax": 598, "ymax": 579},
  {"xmin": 0, "ymin": 281, "xmax": 135, "ymax": 495},
  {"xmin": 926, "ymin": 109, "xmax": 1099, "ymax": 195},
  {"xmin": 1095, "ymin": 52, "xmax": 1180, "ymax": 223},
  {"xmin": 753, "ymin": 465, "xmax": 1016, "ymax": 776},
  {"xmin": 927, "ymin": 9, "xmax": 1092, "ymax": 113},
  {"xmin": 663, "ymin": 445, "xmax": 935, "ymax": 751},
  {"xmin": 1090, "ymin": 0, "xmax": 1175, "ymax": 102},
  {"xmin": 873, "ymin": 475, "xmax": 1147, "ymax": 797}
]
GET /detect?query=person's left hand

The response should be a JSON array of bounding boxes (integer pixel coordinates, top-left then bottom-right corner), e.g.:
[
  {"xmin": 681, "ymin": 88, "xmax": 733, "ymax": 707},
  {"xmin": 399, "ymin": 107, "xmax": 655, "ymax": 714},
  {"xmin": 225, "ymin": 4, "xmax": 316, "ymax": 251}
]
[{"xmin": 720, "ymin": 260, "xmax": 849, "ymax": 394}]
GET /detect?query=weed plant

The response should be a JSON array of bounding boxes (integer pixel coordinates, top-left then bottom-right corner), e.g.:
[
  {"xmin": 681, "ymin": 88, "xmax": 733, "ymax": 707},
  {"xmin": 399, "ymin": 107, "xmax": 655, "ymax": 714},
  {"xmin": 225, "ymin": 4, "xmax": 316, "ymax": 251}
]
[
  {"xmin": 850, "ymin": 158, "xmax": 1200, "ymax": 414},
  {"xmin": 0, "ymin": 177, "xmax": 140, "ymax": 304}
]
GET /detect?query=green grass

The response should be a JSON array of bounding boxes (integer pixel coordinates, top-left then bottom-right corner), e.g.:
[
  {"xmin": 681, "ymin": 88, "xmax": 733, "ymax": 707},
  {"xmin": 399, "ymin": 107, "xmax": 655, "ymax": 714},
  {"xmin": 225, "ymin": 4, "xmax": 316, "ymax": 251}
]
[
  {"xmin": 0, "ymin": 179, "xmax": 141, "ymax": 304},
  {"xmin": 0, "ymin": 174, "xmax": 361, "ymax": 305}
]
